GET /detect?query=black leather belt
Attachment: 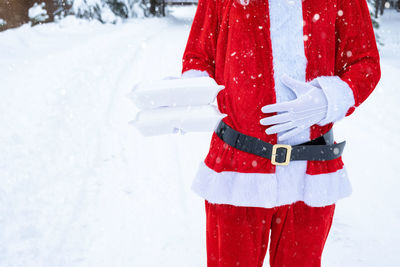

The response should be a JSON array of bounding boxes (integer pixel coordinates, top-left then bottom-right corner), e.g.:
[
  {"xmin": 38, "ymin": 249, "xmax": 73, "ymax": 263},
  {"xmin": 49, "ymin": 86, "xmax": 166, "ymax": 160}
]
[{"xmin": 215, "ymin": 120, "xmax": 346, "ymax": 166}]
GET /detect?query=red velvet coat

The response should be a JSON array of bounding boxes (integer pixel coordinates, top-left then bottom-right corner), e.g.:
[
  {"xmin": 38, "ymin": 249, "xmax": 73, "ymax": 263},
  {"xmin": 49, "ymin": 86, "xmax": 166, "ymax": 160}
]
[{"xmin": 181, "ymin": 0, "xmax": 381, "ymax": 175}]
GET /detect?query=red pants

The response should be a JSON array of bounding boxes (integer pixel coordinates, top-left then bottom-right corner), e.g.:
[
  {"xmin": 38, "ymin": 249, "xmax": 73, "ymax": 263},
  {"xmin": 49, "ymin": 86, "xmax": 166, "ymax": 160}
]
[{"xmin": 205, "ymin": 200, "xmax": 335, "ymax": 267}]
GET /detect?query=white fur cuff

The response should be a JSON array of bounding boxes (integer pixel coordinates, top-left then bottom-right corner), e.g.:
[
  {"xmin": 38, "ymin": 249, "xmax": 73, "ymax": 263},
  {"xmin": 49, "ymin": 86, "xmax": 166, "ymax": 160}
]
[{"xmin": 314, "ymin": 76, "xmax": 355, "ymax": 126}]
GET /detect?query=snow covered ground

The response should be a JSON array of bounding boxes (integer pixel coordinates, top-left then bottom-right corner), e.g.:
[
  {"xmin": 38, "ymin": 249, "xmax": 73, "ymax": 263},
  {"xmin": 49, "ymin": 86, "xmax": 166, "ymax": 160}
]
[{"xmin": 0, "ymin": 6, "xmax": 399, "ymax": 267}]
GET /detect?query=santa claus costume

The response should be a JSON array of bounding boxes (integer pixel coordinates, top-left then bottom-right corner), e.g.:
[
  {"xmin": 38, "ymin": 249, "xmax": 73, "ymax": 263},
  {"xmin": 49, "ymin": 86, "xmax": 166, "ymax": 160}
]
[{"xmin": 180, "ymin": 0, "xmax": 381, "ymax": 265}]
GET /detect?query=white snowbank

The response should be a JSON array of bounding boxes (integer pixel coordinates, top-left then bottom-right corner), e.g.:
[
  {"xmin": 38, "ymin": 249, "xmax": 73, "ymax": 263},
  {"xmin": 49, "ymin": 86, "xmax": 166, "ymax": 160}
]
[{"xmin": 28, "ymin": 2, "xmax": 49, "ymax": 22}]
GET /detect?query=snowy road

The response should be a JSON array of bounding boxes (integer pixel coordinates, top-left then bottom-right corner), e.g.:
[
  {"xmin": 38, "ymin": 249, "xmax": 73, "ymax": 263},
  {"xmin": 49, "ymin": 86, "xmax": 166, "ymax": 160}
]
[{"xmin": 0, "ymin": 7, "xmax": 399, "ymax": 267}]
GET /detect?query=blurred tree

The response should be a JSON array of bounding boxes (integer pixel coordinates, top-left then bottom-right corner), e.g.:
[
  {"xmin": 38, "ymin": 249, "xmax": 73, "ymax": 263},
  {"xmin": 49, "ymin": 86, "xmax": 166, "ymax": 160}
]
[
  {"xmin": 65, "ymin": 0, "xmax": 146, "ymax": 22},
  {"xmin": 0, "ymin": 0, "xmax": 70, "ymax": 31},
  {"xmin": 1, "ymin": 0, "xmax": 394, "ymax": 32},
  {"xmin": 367, "ymin": 0, "xmax": 383, "ymax": 45},
  {"xmin": 0, "ymin": 0, "xmax": 145, "ymax": 31},
  {"xmin": 373, "ymin": 0, "xmax": 385, "ymax": 17}
]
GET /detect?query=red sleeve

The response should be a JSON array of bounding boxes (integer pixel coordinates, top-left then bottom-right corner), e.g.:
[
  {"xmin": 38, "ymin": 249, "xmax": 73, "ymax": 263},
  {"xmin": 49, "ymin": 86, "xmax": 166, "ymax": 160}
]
[
  {"xmin": 181, "ymin": 0, "xmax": 219, "ymax": 79},
  {"xmin": 334, "ymin": 0, "xmax": 381, "ymax": 116}
]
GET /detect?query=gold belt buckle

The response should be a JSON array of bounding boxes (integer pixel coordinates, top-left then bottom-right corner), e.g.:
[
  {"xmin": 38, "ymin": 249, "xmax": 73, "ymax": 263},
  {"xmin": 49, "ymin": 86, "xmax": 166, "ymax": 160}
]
[{"xmin": 271, "ymin": 144, "xmax": 292, "ymax": 166}]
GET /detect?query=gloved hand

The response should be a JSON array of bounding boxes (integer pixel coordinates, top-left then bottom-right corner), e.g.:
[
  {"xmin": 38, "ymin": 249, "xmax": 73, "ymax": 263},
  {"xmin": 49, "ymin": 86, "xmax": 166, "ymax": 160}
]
[{"xmin": 260, "ymin": 74, "xmax": 328, "ymax": 141}]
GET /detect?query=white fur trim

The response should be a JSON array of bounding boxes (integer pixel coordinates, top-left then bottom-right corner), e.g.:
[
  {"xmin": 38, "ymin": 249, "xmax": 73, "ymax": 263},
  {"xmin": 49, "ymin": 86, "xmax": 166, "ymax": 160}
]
[
  {"xmin": 191, "ymin": 161, "xmax": 353, "ymax": 208},
  {"xmin": 315, "ymin": 76, "xmax": 356, "ymax": 126},
  {"xmin": 181, "ymin": 69, "xmax": 210, "ymax": 79},
  {"xmin": 269, "ymin": 0, "xmax": 310, "ymax": 144}
]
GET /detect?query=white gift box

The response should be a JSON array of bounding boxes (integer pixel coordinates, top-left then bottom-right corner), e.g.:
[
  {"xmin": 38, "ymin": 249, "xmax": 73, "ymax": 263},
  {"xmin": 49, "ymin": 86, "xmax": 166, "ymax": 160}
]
[
  {"xmin": 128, "ymin": 76, "xmax": 224, "ymax": 109},
  {"xmin": 129, "ymin": 105, "xmax": 226, "ymax": 136}
]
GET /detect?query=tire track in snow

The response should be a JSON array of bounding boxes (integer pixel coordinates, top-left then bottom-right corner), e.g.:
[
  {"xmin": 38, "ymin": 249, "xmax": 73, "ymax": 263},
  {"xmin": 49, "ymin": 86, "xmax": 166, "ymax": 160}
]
[{"xmin": 38, "ymin": 22, "xmax": 171, "ymax": 267}]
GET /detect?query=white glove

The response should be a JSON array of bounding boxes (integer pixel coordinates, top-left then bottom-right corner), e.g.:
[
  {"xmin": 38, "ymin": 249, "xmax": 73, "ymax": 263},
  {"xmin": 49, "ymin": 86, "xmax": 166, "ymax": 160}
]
[{"xmin": 259, "ymin": 74, "xmax": 328, "ymax": 141}]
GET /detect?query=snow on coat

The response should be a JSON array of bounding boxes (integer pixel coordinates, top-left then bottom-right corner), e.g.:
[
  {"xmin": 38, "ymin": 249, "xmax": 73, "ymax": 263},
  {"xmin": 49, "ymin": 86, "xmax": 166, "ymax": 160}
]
[{"xmin": 181, "ymin": 0, "xmax": 381, "ymax": 207}]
